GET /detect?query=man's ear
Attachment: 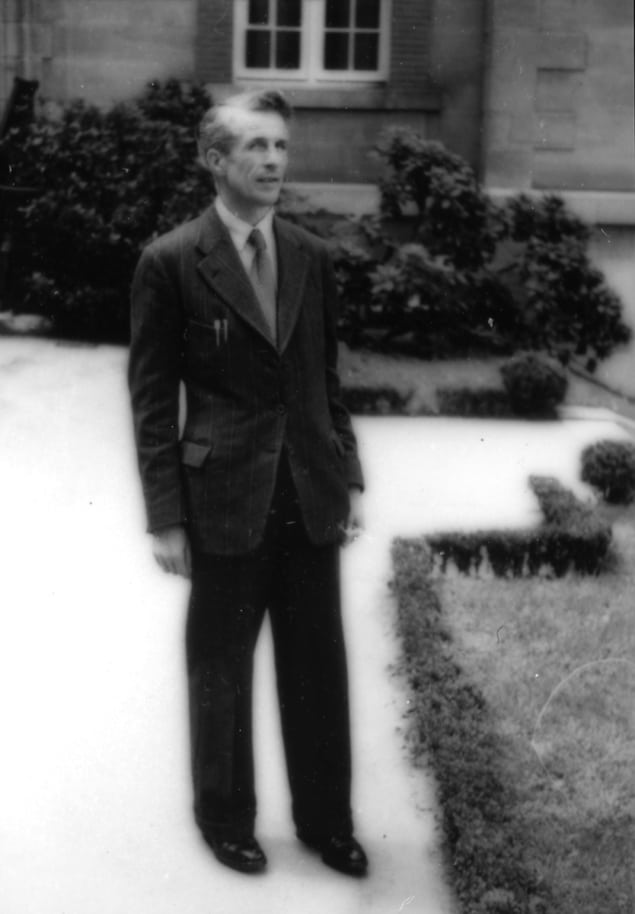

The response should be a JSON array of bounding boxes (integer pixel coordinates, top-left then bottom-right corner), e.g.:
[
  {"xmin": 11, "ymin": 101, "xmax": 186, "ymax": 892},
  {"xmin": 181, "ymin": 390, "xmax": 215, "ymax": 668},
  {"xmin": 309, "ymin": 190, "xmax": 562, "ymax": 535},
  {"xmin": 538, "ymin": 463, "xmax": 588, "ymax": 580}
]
[{"xmin": 206, "ymin": 148, "xmax": 226, "ymax": 179}]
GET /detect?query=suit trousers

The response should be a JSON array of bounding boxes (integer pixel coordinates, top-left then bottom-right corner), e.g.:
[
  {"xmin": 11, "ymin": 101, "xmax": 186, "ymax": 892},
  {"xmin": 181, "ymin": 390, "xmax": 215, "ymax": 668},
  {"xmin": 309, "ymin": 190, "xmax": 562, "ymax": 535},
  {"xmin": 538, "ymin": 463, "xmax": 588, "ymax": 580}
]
[{"xmin": 185, "ymin": 455, "xmax": 353, "ymax": 843}]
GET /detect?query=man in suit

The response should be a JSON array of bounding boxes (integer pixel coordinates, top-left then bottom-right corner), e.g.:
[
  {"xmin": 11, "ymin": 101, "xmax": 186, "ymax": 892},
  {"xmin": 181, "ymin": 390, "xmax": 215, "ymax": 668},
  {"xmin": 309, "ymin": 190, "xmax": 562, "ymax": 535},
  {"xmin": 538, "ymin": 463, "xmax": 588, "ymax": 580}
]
[{"xmin": 128, "ymin": 89, "xmax": 368, "ymax": 877}]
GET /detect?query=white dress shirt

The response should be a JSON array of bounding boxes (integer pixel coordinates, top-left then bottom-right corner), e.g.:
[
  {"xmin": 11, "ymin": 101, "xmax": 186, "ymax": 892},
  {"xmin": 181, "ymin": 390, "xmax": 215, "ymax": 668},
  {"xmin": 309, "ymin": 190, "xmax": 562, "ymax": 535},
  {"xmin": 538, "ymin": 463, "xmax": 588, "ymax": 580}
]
[{"xmin": 214, "ymin": 196, "xmax": 278, "ymax": 291}]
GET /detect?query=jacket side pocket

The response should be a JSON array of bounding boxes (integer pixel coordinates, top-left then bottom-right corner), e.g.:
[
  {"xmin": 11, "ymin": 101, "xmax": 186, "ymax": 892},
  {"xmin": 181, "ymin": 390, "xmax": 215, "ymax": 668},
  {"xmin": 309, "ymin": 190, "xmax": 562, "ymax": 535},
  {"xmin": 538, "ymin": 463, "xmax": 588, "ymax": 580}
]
[{"xmin": 180, "ymin": 440, "xmax": 213, "ymax": 468}]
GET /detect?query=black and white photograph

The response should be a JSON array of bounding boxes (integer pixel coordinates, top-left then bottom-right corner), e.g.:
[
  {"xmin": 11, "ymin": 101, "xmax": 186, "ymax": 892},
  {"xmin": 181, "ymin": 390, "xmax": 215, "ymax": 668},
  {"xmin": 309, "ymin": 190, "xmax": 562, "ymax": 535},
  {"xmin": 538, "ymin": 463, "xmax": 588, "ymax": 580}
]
[{"xmin": 1, "ymin": 2, "xmax": 634, "ymax": 912}]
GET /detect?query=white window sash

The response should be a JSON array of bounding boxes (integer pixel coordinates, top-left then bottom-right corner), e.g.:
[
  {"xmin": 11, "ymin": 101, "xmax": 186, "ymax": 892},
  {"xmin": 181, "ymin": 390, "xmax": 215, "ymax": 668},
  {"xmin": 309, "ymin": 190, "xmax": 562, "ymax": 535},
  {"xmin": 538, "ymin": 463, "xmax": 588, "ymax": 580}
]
[
  {"xmin": 233, "ymin": 0, "xmax": 390, "ymax": 83},
  {"xmin": 234, "ymin": 0, "xmax": 309, "ymax": 80}
]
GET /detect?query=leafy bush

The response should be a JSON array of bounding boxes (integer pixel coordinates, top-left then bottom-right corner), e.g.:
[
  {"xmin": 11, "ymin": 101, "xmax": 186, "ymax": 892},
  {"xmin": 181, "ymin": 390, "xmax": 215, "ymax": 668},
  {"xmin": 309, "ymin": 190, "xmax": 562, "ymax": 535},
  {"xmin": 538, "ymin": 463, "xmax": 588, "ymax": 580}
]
[
  {"xmin": 333, "ymin": 130, "xmax": 631, "ymax": 367},
  {"xmin": 500, "ymin": 351, "xmax": 568, "ymax": 416},
  {"xmin": 580, "ymin": 440, "xmax": 635, "ymax": 504},
  {"xmin": 0, "ymin": 79, "xmax": 213, "ymax": 341},
  {"xmin": 426, "ymin": 476, "xmax": 612, "ymax": 577}
]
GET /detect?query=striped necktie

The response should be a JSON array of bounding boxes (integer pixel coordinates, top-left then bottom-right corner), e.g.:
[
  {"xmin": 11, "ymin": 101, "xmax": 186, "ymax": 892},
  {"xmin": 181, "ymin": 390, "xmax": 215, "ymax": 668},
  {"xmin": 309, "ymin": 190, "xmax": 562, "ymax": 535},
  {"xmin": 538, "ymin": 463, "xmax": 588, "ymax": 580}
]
[{"xmin": 248, "ymin": 228, "xmax": 277, "ymax": 343}]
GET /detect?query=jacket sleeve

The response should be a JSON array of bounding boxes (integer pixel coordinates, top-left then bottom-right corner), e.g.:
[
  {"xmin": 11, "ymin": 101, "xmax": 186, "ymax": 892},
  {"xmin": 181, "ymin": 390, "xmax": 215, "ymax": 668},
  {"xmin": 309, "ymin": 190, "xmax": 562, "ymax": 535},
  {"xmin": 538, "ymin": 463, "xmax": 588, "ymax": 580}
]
[
  {"xmin": 321, "ymin": 244, "xmax": 365, "ymax": 491},
  {"xmin": 128, "ymin": 244, "xmax": 185, "ymax": 533}
]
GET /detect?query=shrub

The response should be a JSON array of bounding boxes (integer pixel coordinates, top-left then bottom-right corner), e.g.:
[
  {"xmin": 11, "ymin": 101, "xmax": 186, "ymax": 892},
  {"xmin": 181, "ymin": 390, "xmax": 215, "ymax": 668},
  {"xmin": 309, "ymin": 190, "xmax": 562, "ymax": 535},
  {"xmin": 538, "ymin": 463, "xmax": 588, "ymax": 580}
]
[
  {"xmin": 500, "ymin": 352, "xmax": 568, "ymax": 416},
  {"xmin": 333, "ymin": 130, "xmax": 631, "ymax": 367},
  {"xmin": 580, "ymin": 440, "xmax": 635, "ymax": 504},
  {"xmin": 391, "ymin": 538, "xmax": 552, "ymax": 914},
  {"xmin": 435, "ymin": 385, "xmax": 513, "ymax": 418},
  {"xmin": 340, "ymin": 384, "xmax": 412, "ymax": 415},
  {"xmin": 392, "ymin": 532, "xmax": 635, "ymax": 914},
  {"xmin": 0, "ymin": 79, "xmax": 213, "ymax": 341},
  {"xmin": 426, "ymin": 476, "xmax": 612, "ymax": 577}
]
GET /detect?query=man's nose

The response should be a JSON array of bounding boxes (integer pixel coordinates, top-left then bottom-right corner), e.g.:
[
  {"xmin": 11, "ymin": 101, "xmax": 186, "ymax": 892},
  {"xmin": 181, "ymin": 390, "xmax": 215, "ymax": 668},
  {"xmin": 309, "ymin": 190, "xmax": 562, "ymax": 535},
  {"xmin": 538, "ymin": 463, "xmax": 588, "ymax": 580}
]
[{"xmin": 265, "ymin": 144, "xmax": 286, "ymax": 167}]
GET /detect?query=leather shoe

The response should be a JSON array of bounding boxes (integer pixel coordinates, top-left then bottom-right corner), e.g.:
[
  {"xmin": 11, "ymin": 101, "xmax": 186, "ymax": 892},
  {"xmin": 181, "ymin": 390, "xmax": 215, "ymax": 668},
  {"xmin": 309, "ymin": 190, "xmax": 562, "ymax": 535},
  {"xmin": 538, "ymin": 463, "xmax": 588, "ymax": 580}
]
[
  {"xmin": 299, "ymin": 833, "xmax": 368, "ymax": 877},
  {"xmin": 204, "ymin": 834, "xmax": 267, "ymax": 874}
]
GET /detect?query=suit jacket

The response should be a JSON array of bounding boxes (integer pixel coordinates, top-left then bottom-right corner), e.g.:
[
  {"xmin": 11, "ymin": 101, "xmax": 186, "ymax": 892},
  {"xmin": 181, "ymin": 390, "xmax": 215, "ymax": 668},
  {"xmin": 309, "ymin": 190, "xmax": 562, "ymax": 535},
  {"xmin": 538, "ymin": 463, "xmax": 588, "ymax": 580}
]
[{"xmin": 128, "ymin": 205, "xmax": 364, "ymax": 555}]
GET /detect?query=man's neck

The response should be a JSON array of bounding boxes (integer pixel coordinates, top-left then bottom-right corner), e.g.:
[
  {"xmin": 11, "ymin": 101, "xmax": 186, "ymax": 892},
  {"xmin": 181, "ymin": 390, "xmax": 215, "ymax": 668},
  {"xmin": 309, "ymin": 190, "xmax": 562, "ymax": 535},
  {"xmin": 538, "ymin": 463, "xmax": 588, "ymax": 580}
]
[{"xmin": 215, "ymin": 191, "xmax": 273, "ymax": 227}]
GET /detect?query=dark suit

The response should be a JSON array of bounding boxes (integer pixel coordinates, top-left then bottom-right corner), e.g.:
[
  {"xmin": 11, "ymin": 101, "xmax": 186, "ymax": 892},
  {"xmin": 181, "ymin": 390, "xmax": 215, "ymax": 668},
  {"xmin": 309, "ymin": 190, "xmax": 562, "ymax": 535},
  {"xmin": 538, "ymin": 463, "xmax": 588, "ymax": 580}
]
[{"xmin": 129, "ymin": 205, "xmax": 364, "ymax": 843}]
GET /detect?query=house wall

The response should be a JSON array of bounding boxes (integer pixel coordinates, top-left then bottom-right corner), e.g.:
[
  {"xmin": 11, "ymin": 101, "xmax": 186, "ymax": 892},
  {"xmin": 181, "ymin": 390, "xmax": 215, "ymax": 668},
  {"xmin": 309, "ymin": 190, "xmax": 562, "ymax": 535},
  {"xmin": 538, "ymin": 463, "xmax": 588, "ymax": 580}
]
[
  {"xmin": 1, "ymin": 0, "xmax": 632, "ymax": 195},
  {"xmin": 482, "ymin": 0, "xmax": 635, "ymax": 191},
  {"xmin": 198, "ymin": 0, "xmax": 486, "ymax": 183},
  {"xmin": 0, "ymin": 0, "xmax": 196, "ymax": 109}
]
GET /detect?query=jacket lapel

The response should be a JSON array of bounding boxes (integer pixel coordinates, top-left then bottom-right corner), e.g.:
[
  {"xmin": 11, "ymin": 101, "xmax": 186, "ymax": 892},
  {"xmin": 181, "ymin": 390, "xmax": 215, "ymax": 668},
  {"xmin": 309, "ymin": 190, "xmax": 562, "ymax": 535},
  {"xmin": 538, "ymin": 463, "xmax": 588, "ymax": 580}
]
[
  {"xmin": 275, "ymin": 216, "xmax": 310, "ymax": 354},
  {"xmin": 195, "ymin": 206, "xmax": 273, "ymax": 344},
  {"xmin": 195, "ymin": 206, "xmax": 311, "ymax": 353}
]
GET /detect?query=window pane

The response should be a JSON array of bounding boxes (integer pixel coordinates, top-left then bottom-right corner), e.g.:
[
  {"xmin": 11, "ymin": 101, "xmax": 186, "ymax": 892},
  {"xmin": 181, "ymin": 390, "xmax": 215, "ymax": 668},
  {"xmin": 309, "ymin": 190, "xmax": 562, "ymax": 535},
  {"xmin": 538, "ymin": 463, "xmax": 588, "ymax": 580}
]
[
  {"xmin": 246, "ymin": 30, "xmax": 271, "ymax": 67},
  {"xmin": 275, "ymin": 30, "xmax": 300, "ymax": 68},
  {"xmin": 353, "ymin": 33, "xmax": 378, "ymax": 69},
  {"xmin": 325, "ymin": 0, "xmax": 350, "ymax": 29},
  {"xmin": 277, "ymin": 0, "xmax": 301, "ymax": 27},
  {"xmin": 355, "ymin": 0, "xmax": 380, "ymax": 29},
  {"xmin": 249, "ymin": 0, "xmax": 269, "ymax": 26},
  {"xmin": 324, "ymin": 31, "xmax": 349, "ymax": 69}
]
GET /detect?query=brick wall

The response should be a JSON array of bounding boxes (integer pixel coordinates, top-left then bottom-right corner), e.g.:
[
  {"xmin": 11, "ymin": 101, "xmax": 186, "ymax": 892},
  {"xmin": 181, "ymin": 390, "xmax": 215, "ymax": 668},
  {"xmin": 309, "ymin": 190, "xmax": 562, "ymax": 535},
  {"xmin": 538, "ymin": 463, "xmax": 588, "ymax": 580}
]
[
  {"xmin": 195, "ymin": 0, "xmax": 233, "ymax": 84},
  {"xmin": 390, "ymin": 0, "xmax": 433, "ymax": 90}
]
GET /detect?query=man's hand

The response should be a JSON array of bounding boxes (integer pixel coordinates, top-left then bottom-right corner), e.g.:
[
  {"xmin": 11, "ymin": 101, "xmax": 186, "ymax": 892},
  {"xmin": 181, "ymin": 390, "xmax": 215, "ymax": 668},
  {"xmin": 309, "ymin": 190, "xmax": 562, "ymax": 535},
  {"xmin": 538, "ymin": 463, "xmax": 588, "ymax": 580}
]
[
  {"xmin": 152, "ymin": 525, "xmax": 191, "ymax": 578},
  {"xmin": 339, "ymin": 487, "xmax": 365, "ymax": 546}
]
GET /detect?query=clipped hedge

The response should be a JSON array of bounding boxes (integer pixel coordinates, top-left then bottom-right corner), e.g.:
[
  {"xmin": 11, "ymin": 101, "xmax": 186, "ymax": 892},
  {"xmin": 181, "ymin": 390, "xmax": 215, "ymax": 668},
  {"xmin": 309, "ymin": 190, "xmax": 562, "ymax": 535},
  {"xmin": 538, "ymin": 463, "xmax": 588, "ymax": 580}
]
[
  {"xmin": 340, "ymin": 384, "xmax": 413, "ymax": 415},
  {"xmin": 500, "ymin": 351, "xmax": 568, "ymax": 417},
  {"xmin": 426, "ymin": 476, "xmax": 612, "ymax": 577},
  {"xmin": 435, "ymin": 386, "xmax": 513, "ymax": 418},
  {"xmin": 391, "ymin": 538, "xmax": 552, "ymax": 914},
  {"xmin": 580, "ymin": 439, "xmax": 635, "ymax": 505},
  {"xmin": 436, "ymin": 352, "xmax": 569, "ymax": 419}
]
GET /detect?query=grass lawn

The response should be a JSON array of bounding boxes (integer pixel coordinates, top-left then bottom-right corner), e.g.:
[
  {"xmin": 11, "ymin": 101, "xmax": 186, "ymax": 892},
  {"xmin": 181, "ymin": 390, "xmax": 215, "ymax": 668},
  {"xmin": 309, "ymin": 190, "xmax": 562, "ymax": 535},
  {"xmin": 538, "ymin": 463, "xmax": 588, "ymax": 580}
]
[{"xmin": 391, "ymin": 510, "xmax": 635, "ymax": 914}]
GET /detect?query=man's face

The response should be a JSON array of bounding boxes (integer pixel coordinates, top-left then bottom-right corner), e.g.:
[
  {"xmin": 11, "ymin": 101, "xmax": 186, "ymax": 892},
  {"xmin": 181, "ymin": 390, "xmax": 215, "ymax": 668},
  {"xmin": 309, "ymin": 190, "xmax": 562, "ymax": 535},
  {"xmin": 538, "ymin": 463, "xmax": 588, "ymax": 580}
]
[{"xmin": 210, "ymin": 109, "xmax": 290, "ymax": 223}]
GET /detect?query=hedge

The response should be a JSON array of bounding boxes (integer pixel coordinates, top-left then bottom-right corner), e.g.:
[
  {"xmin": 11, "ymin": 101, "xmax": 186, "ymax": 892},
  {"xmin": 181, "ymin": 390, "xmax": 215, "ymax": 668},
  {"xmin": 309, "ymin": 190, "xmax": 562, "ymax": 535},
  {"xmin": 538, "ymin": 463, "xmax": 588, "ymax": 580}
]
[
  {"xmin": 425, "ymin": 476, "xmax": 612, "ymax": 577},
  {"xmin": 391, "ymin": 538, "xmax": 553, "ymax": 913}
]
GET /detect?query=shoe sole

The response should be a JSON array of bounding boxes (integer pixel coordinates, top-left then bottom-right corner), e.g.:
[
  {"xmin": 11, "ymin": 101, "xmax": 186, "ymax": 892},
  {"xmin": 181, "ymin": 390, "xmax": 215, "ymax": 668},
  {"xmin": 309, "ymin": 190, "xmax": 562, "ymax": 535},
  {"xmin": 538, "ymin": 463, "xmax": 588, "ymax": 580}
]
[
  {"xmin": 212, "ymin": 849, "xmax": 267, "ymax": 874},
  {"xmin": 298, "ymin": 836, "xmax": 368, "ymax": 877}
]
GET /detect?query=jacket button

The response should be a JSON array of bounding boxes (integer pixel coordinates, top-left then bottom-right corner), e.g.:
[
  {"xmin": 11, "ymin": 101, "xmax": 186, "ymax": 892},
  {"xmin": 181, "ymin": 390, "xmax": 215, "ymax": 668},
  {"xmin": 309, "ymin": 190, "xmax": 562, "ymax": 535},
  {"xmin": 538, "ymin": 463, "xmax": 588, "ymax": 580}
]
[{"xmin": 277, "ymin": 404, "xmax": 287, "ymax": 415}]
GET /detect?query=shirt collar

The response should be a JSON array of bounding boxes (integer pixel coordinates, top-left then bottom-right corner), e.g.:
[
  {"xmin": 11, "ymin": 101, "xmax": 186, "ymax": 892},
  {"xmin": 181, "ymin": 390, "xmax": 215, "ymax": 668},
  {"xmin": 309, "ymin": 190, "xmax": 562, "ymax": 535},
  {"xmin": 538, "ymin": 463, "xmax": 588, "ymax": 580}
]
[{"xmin": 214, "ymin": 196, "xmax": 275, "ymax": 253}]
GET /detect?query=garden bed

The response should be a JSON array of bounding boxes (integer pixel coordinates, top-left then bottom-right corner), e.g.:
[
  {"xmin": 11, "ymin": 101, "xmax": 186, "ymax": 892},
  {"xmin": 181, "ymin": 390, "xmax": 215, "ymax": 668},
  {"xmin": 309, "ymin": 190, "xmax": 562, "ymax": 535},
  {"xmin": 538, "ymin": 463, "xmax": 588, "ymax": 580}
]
[
  {"xmin": 391, "ymin": 521, "xmax": 635, "ymax": 914},
  {"xmin": 339, "ymin": 345, "xmax": 635, "ymax": 423}
]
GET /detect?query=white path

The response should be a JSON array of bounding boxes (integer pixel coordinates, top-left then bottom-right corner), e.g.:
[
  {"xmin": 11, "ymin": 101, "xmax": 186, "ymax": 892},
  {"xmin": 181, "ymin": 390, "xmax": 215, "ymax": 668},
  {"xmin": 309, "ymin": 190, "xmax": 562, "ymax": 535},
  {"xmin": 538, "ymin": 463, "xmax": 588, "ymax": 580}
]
[{"xmin": 0, "ymin": 338, "xmax": 630, "ymax": 914}]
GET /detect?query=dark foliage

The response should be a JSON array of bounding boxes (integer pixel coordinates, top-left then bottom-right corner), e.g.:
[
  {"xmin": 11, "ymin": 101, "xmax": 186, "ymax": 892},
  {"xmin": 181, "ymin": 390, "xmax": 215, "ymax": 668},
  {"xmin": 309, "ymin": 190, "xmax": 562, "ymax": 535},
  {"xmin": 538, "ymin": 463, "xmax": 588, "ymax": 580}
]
[
  {"xmin": 333, "ymin": 129, "xmax": 631, "ymax": 368},
  {"xmin": 391, "ymin": 537, "xmax": 553, "ymax": 914},
  {"xmin": 426, "ymin": 476, "xmax": 612, "ymax": 577},
  {"xmin": 0, "ymin": 79, "xmax": 213, "ymax": 341},
  {"xmin": 435, "ymin": 385, "xmax": 514, "ymax": 418},
  {"xmin": 340, "ymin": 384, "xmax": 413, "ymax": 415},
  {"xmin": 580, "ymin": 439, "xmax": 635, "ymax": 505},
  {"xmin": 500, "ymin": 351, "xmax": 568, "ymax": 417}
]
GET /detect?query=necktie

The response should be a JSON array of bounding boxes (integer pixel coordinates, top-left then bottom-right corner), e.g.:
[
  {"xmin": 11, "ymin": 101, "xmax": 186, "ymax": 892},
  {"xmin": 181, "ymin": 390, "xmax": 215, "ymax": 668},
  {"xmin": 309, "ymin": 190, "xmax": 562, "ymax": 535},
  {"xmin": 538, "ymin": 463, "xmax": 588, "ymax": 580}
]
[{"xmin": 248, "ymin": 228, "xmax": 277, "ymax": 343}]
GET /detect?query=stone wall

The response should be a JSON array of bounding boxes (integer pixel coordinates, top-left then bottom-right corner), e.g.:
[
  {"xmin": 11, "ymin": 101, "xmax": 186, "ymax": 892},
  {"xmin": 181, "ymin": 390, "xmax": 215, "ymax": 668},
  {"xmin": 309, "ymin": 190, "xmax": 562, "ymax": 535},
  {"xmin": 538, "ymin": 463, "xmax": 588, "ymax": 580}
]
[
  {"xmin": 1, "ymin": 0, "xmax": 196, "ymax": 111},
  {"xmin": 482, "ymin": 0, "xmax": 635, "ymax": 191}
]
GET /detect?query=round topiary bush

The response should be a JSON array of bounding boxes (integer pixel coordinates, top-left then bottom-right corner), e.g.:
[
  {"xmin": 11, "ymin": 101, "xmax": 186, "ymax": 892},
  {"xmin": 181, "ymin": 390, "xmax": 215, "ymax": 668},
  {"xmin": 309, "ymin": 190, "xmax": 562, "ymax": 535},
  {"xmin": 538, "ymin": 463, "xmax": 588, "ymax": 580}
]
[
  {"xmin": 500, "ymin": 352, "xmax": 568, "ymax": 417},
  {"xmin": 580, "ymin": 439, "xmax": 635, "ymax": 504}
]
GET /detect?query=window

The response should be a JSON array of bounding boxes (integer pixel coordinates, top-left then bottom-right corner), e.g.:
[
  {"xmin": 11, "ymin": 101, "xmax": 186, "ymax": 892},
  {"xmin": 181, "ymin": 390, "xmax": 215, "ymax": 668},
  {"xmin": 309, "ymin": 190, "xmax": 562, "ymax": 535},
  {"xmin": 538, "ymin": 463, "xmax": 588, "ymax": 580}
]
[{"xmin": 234, "ymin": 0, "xmax": 390, "ymax": 82}]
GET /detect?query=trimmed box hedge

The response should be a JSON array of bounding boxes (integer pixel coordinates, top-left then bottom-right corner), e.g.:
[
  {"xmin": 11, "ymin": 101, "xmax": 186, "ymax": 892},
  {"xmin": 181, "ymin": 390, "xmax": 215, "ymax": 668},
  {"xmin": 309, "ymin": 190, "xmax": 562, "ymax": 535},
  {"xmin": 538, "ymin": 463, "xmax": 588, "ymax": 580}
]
[
  {"xmin": 391, "ymin": 538, "xmax": 552, "ymax": 913},
  {"xmin": 426, "ymin": 476, "xmax": 612, "ymax": 577}
]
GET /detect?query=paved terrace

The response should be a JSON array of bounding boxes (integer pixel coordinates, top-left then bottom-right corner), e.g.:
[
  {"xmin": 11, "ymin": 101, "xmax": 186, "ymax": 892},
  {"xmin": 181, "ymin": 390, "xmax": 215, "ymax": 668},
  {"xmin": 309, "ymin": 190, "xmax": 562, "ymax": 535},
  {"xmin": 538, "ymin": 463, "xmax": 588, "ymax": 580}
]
[{"xmin": 0, "ymin": 338, "xmax": 631, "ymax": 914}]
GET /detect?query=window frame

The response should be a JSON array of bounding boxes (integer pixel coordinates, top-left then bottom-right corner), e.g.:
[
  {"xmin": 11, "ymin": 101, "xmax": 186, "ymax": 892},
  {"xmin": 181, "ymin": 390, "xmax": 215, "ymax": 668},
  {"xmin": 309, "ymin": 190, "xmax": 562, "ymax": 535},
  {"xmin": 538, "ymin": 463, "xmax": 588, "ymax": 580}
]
[{"xmin": 233, "ymin": 0, "xmax": 390, "ymax": 84}]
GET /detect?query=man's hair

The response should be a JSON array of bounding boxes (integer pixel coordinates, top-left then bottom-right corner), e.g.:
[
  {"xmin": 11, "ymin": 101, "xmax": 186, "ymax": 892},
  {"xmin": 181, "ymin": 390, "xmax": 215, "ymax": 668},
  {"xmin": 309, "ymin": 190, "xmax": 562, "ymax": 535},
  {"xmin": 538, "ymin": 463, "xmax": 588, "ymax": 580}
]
[{"xmin": 197, "ymin": 89, "xmax": 292, "ymax": 163}]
